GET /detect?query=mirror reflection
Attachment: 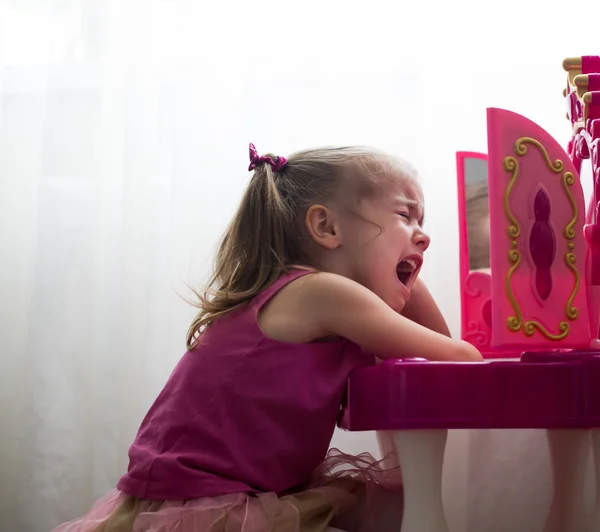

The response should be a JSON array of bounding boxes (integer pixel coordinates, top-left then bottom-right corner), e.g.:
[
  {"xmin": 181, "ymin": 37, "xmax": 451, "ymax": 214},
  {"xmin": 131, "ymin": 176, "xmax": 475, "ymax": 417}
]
[{"xmin": 464, "ymin": 158, "xmax": 491, "ymax": 274}]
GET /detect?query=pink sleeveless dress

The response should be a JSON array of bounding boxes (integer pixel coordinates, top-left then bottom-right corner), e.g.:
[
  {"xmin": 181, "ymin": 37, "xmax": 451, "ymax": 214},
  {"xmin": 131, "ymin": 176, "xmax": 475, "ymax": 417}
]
[{"xmin": 52, "ymin": 270, "xmax": 403, "ymax": 532}]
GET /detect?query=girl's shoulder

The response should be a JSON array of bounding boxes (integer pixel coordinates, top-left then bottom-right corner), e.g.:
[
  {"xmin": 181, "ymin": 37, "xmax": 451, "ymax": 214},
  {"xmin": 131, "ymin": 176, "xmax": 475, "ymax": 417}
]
[
  {"xmin": 256, "ymin": 270, "xmax": 351, "ymax": 344},
  {"xmin": 251, "ymin": 266, "xmax": 317, "ymax": 313}
]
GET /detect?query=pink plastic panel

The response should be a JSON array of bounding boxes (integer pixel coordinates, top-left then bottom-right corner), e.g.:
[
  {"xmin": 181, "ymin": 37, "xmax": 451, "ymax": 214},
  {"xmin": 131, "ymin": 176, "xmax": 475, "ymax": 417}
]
[
  {"xmin": 589, "ymin": 356, "xmax": 600, "ymax": 424},
  {"xmin": 338, "ymin": 357, "xmax": 600, "ymax": 431},
  {"xmin": 582, "ymin": 55, "xmax": 600, "ymax": 74},
  {"xmin": 456, "ymin": 152, "xmax": 518, "ymax": 358},
  {"xmin": 461, "ymin": 272, "xmax": 494, "ymax": 354},
  {"xmin": 487, "ymin": 108, "xmax": 590, "ymax": 350}
]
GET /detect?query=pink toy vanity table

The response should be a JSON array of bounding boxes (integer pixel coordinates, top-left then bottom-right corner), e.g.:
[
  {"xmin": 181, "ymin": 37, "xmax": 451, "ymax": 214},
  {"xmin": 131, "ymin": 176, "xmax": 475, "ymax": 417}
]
[{"xmin": 339, "ymin": 56, "xmax": 600, "ymax": 532}]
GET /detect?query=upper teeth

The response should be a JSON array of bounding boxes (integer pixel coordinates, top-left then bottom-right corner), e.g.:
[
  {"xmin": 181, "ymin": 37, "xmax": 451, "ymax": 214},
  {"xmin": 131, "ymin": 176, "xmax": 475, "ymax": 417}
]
[{"xmin": 404, "ymin": 259, "xmax": 417, "ymax": 270}]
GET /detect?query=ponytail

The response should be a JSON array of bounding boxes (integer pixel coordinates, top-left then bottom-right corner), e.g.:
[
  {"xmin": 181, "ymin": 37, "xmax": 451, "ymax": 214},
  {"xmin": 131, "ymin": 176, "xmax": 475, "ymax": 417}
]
[{"xmin": 186, "ymin": 160, "xmax": 299, "ymax": 349}]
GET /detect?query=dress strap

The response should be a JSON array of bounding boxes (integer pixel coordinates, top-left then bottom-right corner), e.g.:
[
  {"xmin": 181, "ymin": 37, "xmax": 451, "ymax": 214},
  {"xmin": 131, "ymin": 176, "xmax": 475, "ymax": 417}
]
[{"xmin": 251, "ymin": 268, "xmax": 315, "ymax": 315}]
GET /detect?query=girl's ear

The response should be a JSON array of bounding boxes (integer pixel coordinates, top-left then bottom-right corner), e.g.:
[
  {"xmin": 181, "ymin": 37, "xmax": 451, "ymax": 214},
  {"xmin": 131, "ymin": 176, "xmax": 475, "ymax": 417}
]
[{"xmin": 305, "ymin": 205, "xmax": 343, "ymax": 250}]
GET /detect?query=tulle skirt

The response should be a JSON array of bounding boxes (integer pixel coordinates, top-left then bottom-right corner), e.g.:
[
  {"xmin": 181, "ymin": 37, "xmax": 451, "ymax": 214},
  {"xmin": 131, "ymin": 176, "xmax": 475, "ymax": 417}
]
[{"xmin": 52, "ymin": 449, "xmax": 403, "ymax": 532}]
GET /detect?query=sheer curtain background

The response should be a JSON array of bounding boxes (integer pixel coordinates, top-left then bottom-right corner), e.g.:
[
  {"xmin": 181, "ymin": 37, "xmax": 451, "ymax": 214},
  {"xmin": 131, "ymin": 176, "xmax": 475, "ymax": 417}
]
[{"xmin": 1, "ymin": 1, "xmax": 598, "ymax": 531}]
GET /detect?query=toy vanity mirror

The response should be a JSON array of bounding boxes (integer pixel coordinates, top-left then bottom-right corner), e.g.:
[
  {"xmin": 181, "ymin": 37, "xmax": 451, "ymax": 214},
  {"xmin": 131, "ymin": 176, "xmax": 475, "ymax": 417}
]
[
  {"xmin": 463, "ymin": 156, "xmax": 491, "ymax": 274},
  {"xmin": 457, "ymin": 103, "xmax": 594, "ymax": 357},
  {"xmin": 456, "ymin": 152, "xmax": 500, "ymax": 357}
]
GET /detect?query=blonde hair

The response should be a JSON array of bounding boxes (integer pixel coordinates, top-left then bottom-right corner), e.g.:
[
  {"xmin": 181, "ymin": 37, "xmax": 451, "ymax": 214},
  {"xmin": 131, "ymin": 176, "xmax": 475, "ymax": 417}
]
[{"xmin": 186, "ymin": 146, "xmax": 417, "ymax": 349}]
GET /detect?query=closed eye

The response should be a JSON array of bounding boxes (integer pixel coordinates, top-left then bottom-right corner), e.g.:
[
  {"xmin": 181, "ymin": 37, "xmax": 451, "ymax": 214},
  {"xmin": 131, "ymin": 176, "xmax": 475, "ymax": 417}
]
[{"xmin": 397, "ymin": 212, "xmax": 411, "ymax": 221}]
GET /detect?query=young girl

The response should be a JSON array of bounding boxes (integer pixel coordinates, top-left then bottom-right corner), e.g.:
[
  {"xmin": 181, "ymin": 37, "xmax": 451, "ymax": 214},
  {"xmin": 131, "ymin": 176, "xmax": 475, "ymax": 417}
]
[{"xmin": 53, "ymin": 144, "xmax": 482, "ymax": 532}]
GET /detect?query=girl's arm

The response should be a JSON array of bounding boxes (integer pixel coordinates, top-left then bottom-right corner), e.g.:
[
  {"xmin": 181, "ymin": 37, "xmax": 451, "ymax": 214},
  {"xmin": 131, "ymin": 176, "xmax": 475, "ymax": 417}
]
[
  {"xmin": 400, "ymin": 278, "xmax": 451, "ymax": 337},
  {"xmin": 299, "ymin": 273, "xmax": 482, "ymax": 362}
]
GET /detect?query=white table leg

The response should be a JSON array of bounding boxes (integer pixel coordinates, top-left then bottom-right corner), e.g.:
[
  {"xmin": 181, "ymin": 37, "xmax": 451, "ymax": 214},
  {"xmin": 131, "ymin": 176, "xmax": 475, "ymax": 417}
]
[
  {"xmin": 543, "ymin": 429, "xmax": 590, "ymax": 532},
  {"xmin": 393, "ymin": 429, "xmax": 450, "ymax": 532},
  {"xmin": 377, "ymin": 431, "xmax": 401, "ymax": 472},
  {"xmin": 590, "ymin": 430, "xmax": 600, "ymax": 532}
]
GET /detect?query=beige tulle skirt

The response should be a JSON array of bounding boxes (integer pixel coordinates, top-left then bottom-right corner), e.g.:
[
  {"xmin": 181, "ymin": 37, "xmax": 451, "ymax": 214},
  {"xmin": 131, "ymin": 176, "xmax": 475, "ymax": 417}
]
[{"xmin": 52, "ymin": 449, "xmax": 403, "ymax": 532}]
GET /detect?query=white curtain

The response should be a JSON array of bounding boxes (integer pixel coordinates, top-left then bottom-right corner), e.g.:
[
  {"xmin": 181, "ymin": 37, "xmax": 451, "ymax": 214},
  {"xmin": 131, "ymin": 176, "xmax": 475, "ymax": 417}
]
[{"xmin": 0, "ymin": 1, "xmax": 597, "ymax": 530}]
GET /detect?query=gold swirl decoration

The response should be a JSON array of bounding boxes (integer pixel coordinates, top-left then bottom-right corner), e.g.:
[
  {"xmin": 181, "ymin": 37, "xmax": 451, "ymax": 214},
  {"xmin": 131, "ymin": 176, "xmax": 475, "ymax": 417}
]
[
  {"xmin": 503, "ymin": 157, "xmax": 521, "ymax": 238},
  {"xmin": 505, "ymin": 248, "xmax": 522, "ymax": 332},
  {"xmin": 564, "ymin": 252, "xmax": 580, "ymax": 320},
  {"xmin": 562, "ymin": 172, "xmax": 577, "ymax": 239},
  {"xmin": 502, "ymin": 137, "xmax": 579, "ymax": 341}
]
